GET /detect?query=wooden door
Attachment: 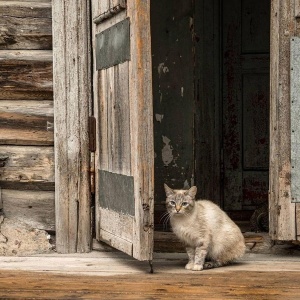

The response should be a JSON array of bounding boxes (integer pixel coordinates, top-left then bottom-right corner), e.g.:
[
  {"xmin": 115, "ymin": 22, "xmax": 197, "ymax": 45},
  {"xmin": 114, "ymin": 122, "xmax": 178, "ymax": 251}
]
[
  {"xmin": 91, "ymin": 0, "xmax": 154, "ymax": 261},
  {"xmin": 222, "ymin": 0, "xmax": 270, "ymax": 219}
]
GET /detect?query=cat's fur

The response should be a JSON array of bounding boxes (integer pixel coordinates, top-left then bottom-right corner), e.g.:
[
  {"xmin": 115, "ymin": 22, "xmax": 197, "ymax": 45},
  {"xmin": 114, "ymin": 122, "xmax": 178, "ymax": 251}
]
[{"xmin": 164, "ymin": 184, "xmax": 246, "ymax": 271}]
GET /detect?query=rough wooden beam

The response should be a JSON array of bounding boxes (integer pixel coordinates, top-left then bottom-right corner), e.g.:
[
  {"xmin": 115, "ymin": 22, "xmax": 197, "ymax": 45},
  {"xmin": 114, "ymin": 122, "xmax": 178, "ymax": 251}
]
[
  {"xmin": 127, "ymin": 0, "xmax": 154, "ymax": 261},
  {"xmin": 2, "ymin": 189, "xmax": 55, "ymax": 231},
  {"xmin": 0, "ymin": 50, "xmax": 53, "ymax": 100},
  {"xmin": 52, "ymin": 1, "xmax": 91, "ymax": 253},
  {"xmin": 0, "ymin": 145, "xmax": 54, "ymax": 189},
  {"xmin": 0, "ymin": 1, "xmax": 52, "ymax": 50},
  {"xmin": 269, "ymin": 0, "xmax": 296, "ymax": 240},
  {"xmin": 0, "ymin": 100, "xmax": 53, "ymax": 146}
]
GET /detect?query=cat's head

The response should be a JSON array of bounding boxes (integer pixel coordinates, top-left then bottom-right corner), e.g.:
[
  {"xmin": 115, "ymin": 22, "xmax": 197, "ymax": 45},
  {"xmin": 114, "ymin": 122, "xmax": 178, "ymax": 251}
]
[{"xmin": 164, "ymin": 184, "xmax": 197, "ymax": 216}]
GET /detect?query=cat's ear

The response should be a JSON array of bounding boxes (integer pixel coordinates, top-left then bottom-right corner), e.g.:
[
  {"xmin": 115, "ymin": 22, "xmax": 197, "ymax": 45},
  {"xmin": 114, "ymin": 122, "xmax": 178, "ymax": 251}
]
[
  {"xmin": 187, "ymin": 186, "xmax": 197, "ymax": 199},
  {"xmin": 164, "ymin": 184, "xmax": 175, "ymax": 197}
]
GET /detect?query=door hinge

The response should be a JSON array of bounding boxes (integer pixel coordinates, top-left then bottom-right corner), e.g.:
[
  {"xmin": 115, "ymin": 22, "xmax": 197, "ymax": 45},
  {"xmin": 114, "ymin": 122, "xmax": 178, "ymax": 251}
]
[
  {"xmin": 89, "ymin": 116, "xmax": 96, "ymax": 194},
  {"xmin": 89, "ymin": 116, "xmax": 96, "ymax": 152}
]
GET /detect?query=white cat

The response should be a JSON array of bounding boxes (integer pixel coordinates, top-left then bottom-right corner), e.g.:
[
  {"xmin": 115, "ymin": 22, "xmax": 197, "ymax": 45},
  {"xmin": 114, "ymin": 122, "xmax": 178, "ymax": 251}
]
[{"xmin": 164, "ymin": 184, "xmax": 246, "ymax": 271}]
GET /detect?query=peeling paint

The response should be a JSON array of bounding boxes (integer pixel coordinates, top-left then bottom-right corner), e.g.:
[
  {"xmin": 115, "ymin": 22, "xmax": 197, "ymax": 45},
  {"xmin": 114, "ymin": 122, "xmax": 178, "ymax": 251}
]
[
  {"xmin": 158, "ymin": 63, "xmax": 169, "ymax": 78},
  {"xmin": 181, "ymin": 87, "xmax": 184, "ymax": 97},
  {"xmin": 155, "ymin": 114, "xmax": 164, "ymax": 123},
  {"xmin": 183, "ymin": 180, "xmax": 190, "ymax": 189},
  {"xmin": 162, "ymin": 136, "xmax": 173, "ymax": 166}
]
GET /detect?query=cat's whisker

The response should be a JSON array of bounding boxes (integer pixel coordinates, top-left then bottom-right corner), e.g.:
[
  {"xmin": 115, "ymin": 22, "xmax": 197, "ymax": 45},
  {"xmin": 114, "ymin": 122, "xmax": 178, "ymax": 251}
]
[{"xmin": 159, "ymin": 211, "xmax": 170, "ymax": 222}]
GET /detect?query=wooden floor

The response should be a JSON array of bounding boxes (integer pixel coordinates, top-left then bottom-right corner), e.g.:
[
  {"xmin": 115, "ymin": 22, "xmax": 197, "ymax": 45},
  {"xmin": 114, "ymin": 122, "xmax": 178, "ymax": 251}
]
[{"xmin": 0, "ymin": 252, "xmax": 299, "ymax": 299}]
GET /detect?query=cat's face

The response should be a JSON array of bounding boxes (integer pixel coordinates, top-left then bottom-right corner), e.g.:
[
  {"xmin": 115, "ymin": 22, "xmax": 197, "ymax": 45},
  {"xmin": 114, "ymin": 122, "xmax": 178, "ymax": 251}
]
[{"xmin": 164, "ymin": 184, "xmax": 197, "ymax": 216}]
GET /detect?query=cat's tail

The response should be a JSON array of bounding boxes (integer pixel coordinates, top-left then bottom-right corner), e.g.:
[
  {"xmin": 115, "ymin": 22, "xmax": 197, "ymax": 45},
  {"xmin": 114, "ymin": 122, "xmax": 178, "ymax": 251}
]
[{"xmin": 203, "ymin": 261, "xmax": 230, "ymax": 269}]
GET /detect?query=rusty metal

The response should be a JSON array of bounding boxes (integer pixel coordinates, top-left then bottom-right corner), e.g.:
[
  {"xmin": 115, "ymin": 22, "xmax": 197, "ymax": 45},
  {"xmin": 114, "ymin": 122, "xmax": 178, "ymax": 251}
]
[
  {"xmin": 93, "ymin": 4, "xmax": 126, "ymax": 24},
  {"xmin": 88, "ymin": 116, "xmax": 96, "ymax": 152}
]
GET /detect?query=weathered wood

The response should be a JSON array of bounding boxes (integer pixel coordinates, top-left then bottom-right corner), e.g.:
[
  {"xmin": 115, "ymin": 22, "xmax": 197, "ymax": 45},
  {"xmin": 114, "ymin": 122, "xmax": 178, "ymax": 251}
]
[
  {"xmin": 52, "ymin": 1, "xmax": 91, "ymax": 253},
  {"xmin": 0, "ymin": 50, "xmax": 53, "ymax": 100},
  {"xmin": 1, "ymin": 268, "xmax": 300, "ymax": 299},
  {"xmin": 99, "ymin": 208, "xmax": 134, "ymax": 243},
  {"xmin": 92, "ymin": 2, "xmax": 153, "ymax": 261},
  {"xmin": 92, "ymin": 7, "xmax": 128, "ymax": 243},
  {"xmin": 0, "ymin": 146, "xmax": 54, "ymax": 190},
  {"xmin": 0, "ymin": 1, "xmax": 52, "ymax": 50},
  {"xmin": 222, "ymin": 0, "xmax": 270, "ymax": 212},
  {"xmin": 0, "ymin": 100, "xmax": 53, "ymax": 146},
  {"xmin": 2, "ymin": 189, "xmax": 55, "ymax": 231},
  {"xmin": 93, "ymin": 0, "xmax": 126, "ymax": 19},
  {"xmin": 99, "ymin": 63, "xmax": 131, "ymax": 175},
  {"xmin": 296, "ymin": 0, "xmax": 300, "ymax": 18},
  {"xmin": 291, "ymin": 37, "xmax": 300, "ymax": 203},
  {"xmin": 297, "ymin": 204, "xmax": 300, "ymax": 240},
  {"xmin": 127, "ymin": 0, "xmax": 154, "ymax": 261},
  {"xmin": 269, "ymin": 0, "xmax": 297, "ymax": 240}
]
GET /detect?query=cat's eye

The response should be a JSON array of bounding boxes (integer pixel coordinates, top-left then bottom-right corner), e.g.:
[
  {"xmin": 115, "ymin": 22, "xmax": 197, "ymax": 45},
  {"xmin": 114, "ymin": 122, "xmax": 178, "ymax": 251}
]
[
  {"xmin": 182, "ymin": 202, "xmax": 189, "ymax": 207},
  {"xmin": 169, "ymin": 200, "xmax": 176, "ymax": 206}
]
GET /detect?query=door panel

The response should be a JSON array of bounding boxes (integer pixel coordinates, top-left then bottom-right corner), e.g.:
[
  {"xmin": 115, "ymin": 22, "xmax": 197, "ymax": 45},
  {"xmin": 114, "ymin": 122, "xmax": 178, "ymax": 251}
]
[
  {"xmin": 222, "ymin": 0, "xmax": 270, "ymax": 213},
  {"xmin": 92, "ymin": 0, "xmax": 154, "ymax": 261}
]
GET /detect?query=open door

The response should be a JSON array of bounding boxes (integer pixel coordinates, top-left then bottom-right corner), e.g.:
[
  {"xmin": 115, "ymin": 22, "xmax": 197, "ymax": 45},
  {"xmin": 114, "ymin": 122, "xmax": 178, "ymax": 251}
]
[{"xmin": 91, "ymin": 1, "xmax": 154, "ymax": 261}]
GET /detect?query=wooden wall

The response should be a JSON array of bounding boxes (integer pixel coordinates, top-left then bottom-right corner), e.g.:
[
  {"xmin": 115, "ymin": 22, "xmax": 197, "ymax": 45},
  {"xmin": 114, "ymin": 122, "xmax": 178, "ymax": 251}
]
[{"xmin": 0, "ymin": 0, "xmax": 54, "ymax": 231}]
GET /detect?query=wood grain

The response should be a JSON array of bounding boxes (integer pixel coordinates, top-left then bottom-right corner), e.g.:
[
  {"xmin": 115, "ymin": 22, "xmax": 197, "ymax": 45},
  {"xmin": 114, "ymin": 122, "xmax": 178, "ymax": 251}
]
[
  {"xmin": 0, "ymin": 1, "xmax": 52, "ymax": 50},
  {"xmin": 0, "ymin": 100, "xmax": 53, "ymax": 145},
  {"xmin": 2, "ymin": 189, "xmax": 55, "ymax": 231},
  {"xmin": 269, "ymin": 0, "xmax": 297, "ymax": 240},
  {"xmin": 0, "ymin": 270, "xmax": 300, "ymax": 300},
  {"xmin": 0, "ymin": 145, "xmax": 54, "ymax": 190},
  {"xmin": 0, "ymin": 50, "xmax": 53, "ymax": 100},
  {"xmin": 52, "ymin": 0, "xmax": 91, "ymax": 253},
  {"xmin": 127, "ymin": 0, "xmax": 154, "ymax": 261}
]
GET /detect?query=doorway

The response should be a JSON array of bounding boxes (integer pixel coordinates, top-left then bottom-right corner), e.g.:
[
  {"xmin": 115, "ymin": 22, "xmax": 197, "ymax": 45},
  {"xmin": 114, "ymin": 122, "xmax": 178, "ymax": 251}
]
[{"xmin": 151, "ymin": 0, "xmax": 270, "ymax": 231}]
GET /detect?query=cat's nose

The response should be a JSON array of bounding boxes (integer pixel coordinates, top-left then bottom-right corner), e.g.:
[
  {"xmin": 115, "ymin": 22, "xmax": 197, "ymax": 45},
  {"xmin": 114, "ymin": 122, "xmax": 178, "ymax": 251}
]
[{"xmin": 175, "ymin": 206, "xmax": 181, "ymax": 212}]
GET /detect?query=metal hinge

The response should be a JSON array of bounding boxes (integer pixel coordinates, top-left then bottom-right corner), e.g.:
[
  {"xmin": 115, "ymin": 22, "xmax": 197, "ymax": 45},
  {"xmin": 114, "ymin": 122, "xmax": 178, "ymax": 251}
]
[{"xmin": 89, "ymin": 116, "xmax": 96, "ymax": 194}]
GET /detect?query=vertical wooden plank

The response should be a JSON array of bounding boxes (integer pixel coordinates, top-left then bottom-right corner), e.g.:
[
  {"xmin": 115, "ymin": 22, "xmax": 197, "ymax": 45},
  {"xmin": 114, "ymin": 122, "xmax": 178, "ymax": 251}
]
[
  {"xmin": 52, "ymin": 0, "xmax": 91, "ymax": 253},
  {"xmin": 295, "ymin": 0, "xmax": 300, "ymax": 18},
  {"xmin": 269, "ymin": 0, "xmax": 296, "ymax": 240},
  {"xmin": 113, "ymin": 62, "xmax": 131, "ymax": 175},
  {"xmin": 291, "ymin": 37, "xmax": 300, "ymax": 203},
  {"xmin": 127, "ymin": 0, "xmax": 154, "ymax": 261}
]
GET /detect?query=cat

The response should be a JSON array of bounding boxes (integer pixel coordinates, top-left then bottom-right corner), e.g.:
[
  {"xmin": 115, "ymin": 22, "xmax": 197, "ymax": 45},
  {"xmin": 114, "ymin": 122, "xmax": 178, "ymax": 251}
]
[{"xmin": 164, "ymin": 184, "xmax": 246, "ymax": 271}]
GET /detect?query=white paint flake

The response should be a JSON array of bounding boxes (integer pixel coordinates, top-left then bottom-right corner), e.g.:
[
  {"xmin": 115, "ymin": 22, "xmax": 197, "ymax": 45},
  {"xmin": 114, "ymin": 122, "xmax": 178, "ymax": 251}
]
[
  {"xmin": 155, "ymin": 114, "xmax": 164, "ymax": 123},
  {"xmin": 158, "ymin": 63, "xmax": 169, "ymax": 78},
  {"xmin": 162, "ymin": 136, "xmax": 173, "ymax": 166}
]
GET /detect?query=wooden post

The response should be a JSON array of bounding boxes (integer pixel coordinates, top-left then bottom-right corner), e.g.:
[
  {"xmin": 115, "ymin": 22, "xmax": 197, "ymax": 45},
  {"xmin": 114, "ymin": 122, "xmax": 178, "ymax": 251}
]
[
  {"xmin": 127, "ymin": 0, "xmax": 154, "ymax": 261},
  {"xmin": 52, "ymin": 1, "xmax": 91, "ymax": 253},
  {"xmin": 269, "ymin": 0, "xmax": 296, "ymax": 241}
]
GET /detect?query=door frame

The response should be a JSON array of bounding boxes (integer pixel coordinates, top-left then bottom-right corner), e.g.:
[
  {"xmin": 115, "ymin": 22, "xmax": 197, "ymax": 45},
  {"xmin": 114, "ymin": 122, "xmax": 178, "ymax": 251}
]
[
  {"xmin": 51, "ymin": 0, "xmax": 300, "ymax": 255},
  {"xmin": 52, "ymin": 0, "xmax": 92, "ymax": 253}
]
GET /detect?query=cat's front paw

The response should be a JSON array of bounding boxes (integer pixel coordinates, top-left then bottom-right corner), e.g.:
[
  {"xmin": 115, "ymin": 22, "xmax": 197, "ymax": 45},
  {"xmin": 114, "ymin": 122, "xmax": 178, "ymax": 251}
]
[
  {"xmin": 192, "ymin": 264, "xmax": 203, "ymax": 271},
  {"xmin": 185, "ymin": 262, "xmax": 194, "ymax": 270}
]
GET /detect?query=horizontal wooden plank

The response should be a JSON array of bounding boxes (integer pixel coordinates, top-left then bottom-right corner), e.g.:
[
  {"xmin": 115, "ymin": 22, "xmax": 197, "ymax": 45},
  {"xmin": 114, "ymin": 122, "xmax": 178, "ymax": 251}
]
[
  {"xmin": 0, "ymin": 146, "xmax": 54, "ymax": 189},
  {"xmin": 98, "ymin": 208, "xmax": 134, "ymax": 243},
  {"xmin": 2, "ymin": 189, "xmax": 55, "ymax": 231},
  {"xmin": 99, "ymin": 229, "xmax": 133, "ymax": 257},
  {"xmin": 0, "ymin": 1, "xmax": 52, "ymax": 50},
  {"xmin": 0, "ymin": 50, "xmax": 53, "ymax": 100},
  {"xmin": 0, "ymin": 100, "xmax": 53, "ymax": 145}
]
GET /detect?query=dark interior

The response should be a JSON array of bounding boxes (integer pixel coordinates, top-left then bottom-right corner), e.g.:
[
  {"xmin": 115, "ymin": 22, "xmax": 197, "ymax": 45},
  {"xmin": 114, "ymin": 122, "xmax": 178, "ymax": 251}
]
[{"xmin": 151, "ymin": 0, "xmax": 270, "ymax": 232}]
